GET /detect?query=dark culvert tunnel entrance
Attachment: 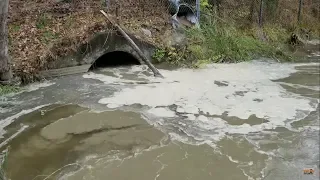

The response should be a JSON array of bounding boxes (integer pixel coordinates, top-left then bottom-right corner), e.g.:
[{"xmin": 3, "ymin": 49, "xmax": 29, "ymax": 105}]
[{"xmin": 89, "ymin": 51, "xmax": 141, "ymax": 70}]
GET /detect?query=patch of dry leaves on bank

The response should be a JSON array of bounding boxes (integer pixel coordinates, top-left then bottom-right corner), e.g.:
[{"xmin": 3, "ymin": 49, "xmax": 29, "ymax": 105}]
[{"xmin": 8, "ymin": 0, "xmax": 172, "ymax": 82}]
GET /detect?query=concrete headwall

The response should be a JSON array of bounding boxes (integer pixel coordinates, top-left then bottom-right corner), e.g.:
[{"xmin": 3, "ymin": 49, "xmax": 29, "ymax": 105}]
[{"xmin": 41, "ymin": 31, "xmax": 156, "ymax": 77}]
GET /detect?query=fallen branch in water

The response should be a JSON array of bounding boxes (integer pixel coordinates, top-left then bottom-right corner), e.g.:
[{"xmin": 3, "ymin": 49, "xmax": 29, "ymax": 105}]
[{"xmin": 100, "ymin": 10, "xmax": 164, "ymax": 78}]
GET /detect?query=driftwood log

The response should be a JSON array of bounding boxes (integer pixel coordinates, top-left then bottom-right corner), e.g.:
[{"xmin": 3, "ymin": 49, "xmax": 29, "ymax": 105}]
[{"xmin": 100, "ymin": 10, "xmax": 164, "ymax": 78}]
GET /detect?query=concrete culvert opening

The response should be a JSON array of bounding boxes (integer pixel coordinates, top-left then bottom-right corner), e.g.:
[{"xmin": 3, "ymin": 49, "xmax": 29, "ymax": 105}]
[
  {"xmin": 90, "ymin": 51, "xmax": 141, "ymax": 70},
  {"xmin": 175, "ymin": 5, "xmax": 198, "ymax": 27}
]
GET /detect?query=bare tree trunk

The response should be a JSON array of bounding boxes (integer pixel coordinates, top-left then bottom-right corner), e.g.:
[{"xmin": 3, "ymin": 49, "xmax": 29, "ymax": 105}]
[
  {"xmin": 297, "ymin": 0, "xmax": 303, "ymax": 23},
  {"xmin": 248, "ymin": 0, "xmax": 256, "ymax": 24},
  {"xmin": 0, "ymin": 0, "xmax": 12, "ymax": 83},
  {"xmin": 216, "ymin": 0, "xmax": 222, "ymax": 17},
  {"xmin": 258, "ymin": 0, "xmax": 264, "ymax": 27}
]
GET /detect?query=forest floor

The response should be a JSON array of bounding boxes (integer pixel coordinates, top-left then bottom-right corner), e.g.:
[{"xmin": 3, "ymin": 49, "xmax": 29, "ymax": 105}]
[{"xmin": 8, "ymin": 0, "xmax": 172, "ymax": 82}]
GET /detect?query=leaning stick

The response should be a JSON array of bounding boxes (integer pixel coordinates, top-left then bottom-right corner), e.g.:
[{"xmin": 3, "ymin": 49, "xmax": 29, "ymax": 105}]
[{"xmin": 100, "ymin": 10, "xmax": 164, "ymax": 78}]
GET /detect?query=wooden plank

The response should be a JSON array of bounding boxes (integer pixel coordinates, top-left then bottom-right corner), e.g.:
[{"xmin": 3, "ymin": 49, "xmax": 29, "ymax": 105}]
[{"xmin": 39, "ymin": 65, "xmax": 91, "ymax": 78}]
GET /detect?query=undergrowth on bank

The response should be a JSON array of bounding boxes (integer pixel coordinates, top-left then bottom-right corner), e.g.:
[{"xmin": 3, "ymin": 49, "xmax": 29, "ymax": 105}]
[
  {"xmin": 153, "ymin": 10, "xmax": 293, "ymax": 68},
  {"xmin": 0, "ymin": 85, "xmax": 20, "ymax": 96}
]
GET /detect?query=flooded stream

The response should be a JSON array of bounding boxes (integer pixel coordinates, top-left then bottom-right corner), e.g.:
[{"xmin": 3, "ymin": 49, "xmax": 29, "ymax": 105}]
[{"xmin": 0, "ymin": 45, "xmax": 319, "ymax": 180}]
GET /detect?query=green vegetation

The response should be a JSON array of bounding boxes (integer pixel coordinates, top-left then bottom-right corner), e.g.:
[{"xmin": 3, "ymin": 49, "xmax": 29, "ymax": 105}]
[
  {"xmin": 11, "ymin": 25, "xmax": 20, "ymax": 32},
  {"xmin": 200, "ymin": 0, "xmax": 210, "ymax": 9},
  {"xmin": 153, "ymin": 48, "xmax": 166, "ymax": 63},
  {"xmin": 41, "ymin": 30, "xmax": 60, "ymax": 44},
  {"xmin": 153, "ymin": 8, "xmax": 293, "ymax": 68},
  {"xmin": 36, "ymin": 14, "xmax": 50, "ymax": 29},
  {"xmin": 0, "ymin": 85, "xmax": 20, "ymax": 96}
]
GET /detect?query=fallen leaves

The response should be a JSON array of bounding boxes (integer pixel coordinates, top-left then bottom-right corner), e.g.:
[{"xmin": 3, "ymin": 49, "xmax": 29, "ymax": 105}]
[{"xmin": 8, "ymin": 0, "xmax": 172, "ymax": 83}]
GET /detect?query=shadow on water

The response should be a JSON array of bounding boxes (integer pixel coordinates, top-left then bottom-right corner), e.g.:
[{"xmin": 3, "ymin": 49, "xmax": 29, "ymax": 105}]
[
  {"xmin": 89, "ymin": 51, "xmax": 141, "ymax": 70},
  {"xmin": 288, "ymin": 43, "xmax": 320, "ymax": 62},
  {"xmin": 1, "ymin": 104, "xmax": 163, "ymax": 180},
  {"xmin": 0, "ymin": 104, "xmax": 87, "ymax": 180}
]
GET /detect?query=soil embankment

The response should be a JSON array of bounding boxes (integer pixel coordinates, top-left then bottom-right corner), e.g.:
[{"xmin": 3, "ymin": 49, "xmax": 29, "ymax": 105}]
[
  {"xmin": 8, "ymin": 0, "xmax": 171, "ymax": 82},
  {"xmin": 7, "ymin": 0, "xmax": 320, "ymax": 82}
]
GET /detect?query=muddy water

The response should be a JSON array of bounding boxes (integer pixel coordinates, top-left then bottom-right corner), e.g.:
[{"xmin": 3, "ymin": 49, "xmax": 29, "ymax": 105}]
[{"xmin": 0, "ymin": 46, "xmax": 319, "ymax": 180}]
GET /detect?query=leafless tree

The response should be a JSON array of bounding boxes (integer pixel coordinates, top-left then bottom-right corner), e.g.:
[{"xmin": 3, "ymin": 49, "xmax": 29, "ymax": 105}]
[
  {"xmin": 297, "ymin": 0, "xmax": 303, "ymax": 23},
  {"xmin": 0, "ymin": 0, "xmax": 12, "ymax": 83}
]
